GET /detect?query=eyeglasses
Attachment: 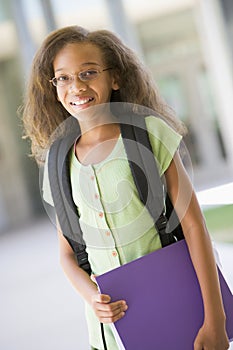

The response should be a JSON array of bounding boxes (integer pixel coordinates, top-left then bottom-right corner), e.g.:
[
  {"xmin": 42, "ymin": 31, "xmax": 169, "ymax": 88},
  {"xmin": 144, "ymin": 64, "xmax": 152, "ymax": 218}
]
[{"xmin": 49, "ymin": 68, "xmax": 112, "ymax": 87}]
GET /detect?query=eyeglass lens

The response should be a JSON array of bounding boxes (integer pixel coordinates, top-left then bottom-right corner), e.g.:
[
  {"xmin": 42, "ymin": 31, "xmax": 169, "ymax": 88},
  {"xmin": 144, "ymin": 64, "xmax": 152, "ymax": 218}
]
[{"xmin": 50, "ymin": 68, "xmax": 112, "ymax": 87}]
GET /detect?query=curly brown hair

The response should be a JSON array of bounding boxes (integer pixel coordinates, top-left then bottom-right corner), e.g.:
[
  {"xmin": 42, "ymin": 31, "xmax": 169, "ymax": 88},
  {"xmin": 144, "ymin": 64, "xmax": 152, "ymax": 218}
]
[{"xmin": 21, "ymin": 25, "xmax": 185, "ymax": 163}]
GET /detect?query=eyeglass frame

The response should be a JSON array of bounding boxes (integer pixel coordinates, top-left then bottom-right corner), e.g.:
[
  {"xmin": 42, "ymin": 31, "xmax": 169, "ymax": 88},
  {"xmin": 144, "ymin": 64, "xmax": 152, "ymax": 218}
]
[{"xmin": 49, "ymin": 67, "xmax": 113, "ymax": 87}]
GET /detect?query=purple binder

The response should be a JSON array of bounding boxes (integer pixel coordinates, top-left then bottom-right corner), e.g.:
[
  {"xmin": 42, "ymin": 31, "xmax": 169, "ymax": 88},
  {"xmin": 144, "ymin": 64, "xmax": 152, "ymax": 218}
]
[{"xmin": 96, "ymin": 240, "xmax": 233, "ymax": 350}]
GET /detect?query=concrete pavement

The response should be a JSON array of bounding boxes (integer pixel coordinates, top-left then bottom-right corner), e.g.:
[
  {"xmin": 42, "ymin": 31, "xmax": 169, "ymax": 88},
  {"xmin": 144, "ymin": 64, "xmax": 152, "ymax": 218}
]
[
  {"xmin": 0, "ymin": 219, "xmax": 89, "ymax": 350},
  {"xmin": 0, "ymin": 218, "xmax": 233, "ymax": 350}
]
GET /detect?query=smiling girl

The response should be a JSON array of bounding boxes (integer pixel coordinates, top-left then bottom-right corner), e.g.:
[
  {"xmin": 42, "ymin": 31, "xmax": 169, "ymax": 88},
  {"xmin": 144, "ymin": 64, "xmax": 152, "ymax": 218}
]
[{"xmin": 22, "ymin": 26, "xmax": 229, "ymax": 350}]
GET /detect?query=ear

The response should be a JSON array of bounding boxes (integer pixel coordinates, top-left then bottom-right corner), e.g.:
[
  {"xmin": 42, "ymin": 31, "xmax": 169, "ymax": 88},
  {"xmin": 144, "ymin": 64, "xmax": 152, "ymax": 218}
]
[
  {"xmin": 112, "ymin": 81, "xmax": 120, "ymax": 90},
  {"xmin": 111, "ymin": 72, "xmax": 120, "ymax": 91}
]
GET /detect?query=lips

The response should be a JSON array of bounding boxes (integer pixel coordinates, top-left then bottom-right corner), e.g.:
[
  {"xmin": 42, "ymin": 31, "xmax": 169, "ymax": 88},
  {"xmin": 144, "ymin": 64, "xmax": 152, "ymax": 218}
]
[{"xmin": 70, "ymin": 97, "xmax": 94, "ymax": 106}]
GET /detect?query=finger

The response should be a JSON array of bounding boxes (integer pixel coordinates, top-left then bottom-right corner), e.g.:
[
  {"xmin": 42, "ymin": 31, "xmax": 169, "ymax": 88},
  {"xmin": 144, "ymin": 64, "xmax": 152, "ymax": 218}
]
[
  {"xmin": 95, "ymin": 302, "xmax": 128, "ymax": 315},
  {"xmin": 99, "ymin": 309, "xmax": 126, "ymax": 324},
  {"xmin": 94, "ymin": 293, "xmax": 111, "ymax": 304},
  {"xmin": 193, "ymin": 339, "xmax": 203, "ymax": 350},
  {"xmin": 96, "ymin": 300, "xmax": 127, "ymax": 312}
]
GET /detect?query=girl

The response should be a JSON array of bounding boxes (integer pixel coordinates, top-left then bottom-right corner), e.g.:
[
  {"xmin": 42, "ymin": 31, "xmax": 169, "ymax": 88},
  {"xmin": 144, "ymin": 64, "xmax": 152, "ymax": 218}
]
[{"xmin": 22, "ymin": 25, "xmax": 229, "ymax": 350}]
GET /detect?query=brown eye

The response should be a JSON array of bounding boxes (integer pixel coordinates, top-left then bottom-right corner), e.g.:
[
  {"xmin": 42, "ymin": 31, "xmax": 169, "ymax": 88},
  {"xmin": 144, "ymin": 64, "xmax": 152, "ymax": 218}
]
[
  {"xmin": 57, "ymin": 74, "xmax": 71, "ymax": 82},
  {"xmin": 79, "ymin": 69, "xmax": 99, "ymax": 81}
]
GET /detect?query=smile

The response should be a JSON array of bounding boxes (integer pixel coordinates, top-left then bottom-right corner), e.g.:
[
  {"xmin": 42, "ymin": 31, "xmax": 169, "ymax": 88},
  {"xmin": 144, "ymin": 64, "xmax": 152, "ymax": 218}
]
[{"xmin": 70, "ymin": 97, "xmax": 94, "ymax": 106}]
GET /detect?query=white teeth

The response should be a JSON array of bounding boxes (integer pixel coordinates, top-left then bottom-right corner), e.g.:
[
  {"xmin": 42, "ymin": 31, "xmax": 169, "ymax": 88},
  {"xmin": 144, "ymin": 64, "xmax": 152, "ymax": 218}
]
[{"xmin": 71, "ymin": 98, "xmax": 93, "ymax": 106}]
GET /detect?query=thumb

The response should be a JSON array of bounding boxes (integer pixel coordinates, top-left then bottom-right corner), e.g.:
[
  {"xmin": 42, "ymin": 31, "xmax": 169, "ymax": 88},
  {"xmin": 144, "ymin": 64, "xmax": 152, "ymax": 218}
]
[{"xmin": 97, "ymin": 294, "xmax": 111, "ymax": 303}]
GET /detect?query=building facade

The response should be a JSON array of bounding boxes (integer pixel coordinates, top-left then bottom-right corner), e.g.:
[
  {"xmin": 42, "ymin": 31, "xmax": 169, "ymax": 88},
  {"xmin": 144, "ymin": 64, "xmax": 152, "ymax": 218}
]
[{"xmin": 0, "ymin": 0, "xmax": 232, "ymax": 232}]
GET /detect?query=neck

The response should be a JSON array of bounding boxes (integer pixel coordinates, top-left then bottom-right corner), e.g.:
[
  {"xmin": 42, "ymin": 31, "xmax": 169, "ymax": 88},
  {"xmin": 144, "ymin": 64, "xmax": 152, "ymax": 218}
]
[{"xmin": 79, "ymin": 115, "xmax": 120, "ymax": 145}]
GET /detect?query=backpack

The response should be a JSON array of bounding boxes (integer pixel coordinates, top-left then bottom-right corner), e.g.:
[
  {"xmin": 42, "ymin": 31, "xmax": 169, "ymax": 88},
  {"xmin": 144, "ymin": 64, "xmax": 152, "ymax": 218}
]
[{"xmin": 47, "ymin": 112, "xmax": 184, "ymax": 275}]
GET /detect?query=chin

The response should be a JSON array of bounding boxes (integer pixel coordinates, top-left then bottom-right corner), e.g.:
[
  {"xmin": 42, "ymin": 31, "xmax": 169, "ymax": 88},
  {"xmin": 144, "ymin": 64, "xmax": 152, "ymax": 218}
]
[{"xmin": 72, "ymin": 103, "xmax": 112, "ymax": 123}]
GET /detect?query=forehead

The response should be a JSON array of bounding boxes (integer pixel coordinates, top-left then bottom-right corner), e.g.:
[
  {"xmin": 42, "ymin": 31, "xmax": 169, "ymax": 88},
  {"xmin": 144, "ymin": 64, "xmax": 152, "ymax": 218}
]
[{"xmin": 53, "ymin": 42, "xmax": 105, "ymax": 71}]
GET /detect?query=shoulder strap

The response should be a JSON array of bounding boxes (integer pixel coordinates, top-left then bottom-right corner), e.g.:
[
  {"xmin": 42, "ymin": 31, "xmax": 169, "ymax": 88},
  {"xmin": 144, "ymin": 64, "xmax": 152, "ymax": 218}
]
[
  {"xmin": 48, "ymin": 117, "xmax": 91, "ymax": 275},
  {"xmin": 120, "ymin": 113, "xmax": 184, "ymax": 246},
  {"xmin": 120, "ymin": 114, "xmax": 164, "ymax": 217}
]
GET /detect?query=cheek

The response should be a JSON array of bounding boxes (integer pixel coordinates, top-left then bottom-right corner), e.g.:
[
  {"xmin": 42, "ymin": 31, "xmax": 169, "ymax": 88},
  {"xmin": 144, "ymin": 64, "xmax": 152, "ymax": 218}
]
[
  {"xmin": 56, "ymin": 91, "xmax": 69, "ymax": 111},
  {"xmin": 56, "ymin": 89, "xmax": 66, "ymax": 104},
  {"xmin": 56, "ymin": 89, "xmax": 62, "ymax": 101}
]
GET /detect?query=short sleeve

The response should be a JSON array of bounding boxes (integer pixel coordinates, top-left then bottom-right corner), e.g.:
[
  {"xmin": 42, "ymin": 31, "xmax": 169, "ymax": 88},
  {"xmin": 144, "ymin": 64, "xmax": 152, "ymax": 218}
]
[
  {"xmin": 41, "ymin": 151, "xmax": 54, "ymax": 206},
  {"xmin": 145, "ymin": 116, "xmax": 182, "ymax": 175}
]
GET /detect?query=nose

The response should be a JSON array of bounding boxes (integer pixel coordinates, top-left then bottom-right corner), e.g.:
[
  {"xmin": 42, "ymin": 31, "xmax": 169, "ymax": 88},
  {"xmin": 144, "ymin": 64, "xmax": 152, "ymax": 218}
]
[{"xmin": 69, "ymin": 76, "xmax": 87, "ymax": 92}]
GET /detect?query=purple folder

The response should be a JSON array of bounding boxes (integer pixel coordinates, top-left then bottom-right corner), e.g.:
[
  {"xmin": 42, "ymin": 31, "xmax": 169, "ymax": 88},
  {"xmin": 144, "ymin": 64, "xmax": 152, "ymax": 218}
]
[{"xmin": 96, "ymin": 240, "xmax": 233, "ymax": 350}]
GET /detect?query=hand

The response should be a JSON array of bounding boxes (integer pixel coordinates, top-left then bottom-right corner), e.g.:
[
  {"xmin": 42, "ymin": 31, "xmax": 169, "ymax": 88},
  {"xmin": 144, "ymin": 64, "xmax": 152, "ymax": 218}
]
[
  {"xmin": 91, "ymin": 292, "xmax": 128, "ymax": 324},
  {"xmin": 194, "ymin": 321, "xmax": 229, "ymax": 350}
]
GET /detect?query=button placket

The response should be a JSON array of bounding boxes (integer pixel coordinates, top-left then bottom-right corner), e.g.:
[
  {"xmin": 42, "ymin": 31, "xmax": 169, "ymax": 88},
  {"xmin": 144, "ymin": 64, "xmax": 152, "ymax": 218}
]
[
  {"xmin": 109, "ymin": 248, "xmax": 120, "ymax": 267},
  {"xmin": 89, "ymin": 167, "xmax": 102, "ymax": 212},
  {"xmin": 90, "ymin": 167, "xmax": 112, "ymax": 231},
  {"xmin": 89, "ymin": 167, "xmax": 119, "ymax": 256}
]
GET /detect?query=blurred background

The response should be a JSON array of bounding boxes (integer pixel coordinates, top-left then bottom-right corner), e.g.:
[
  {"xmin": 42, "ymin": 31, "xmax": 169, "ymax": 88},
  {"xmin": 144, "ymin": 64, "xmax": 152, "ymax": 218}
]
[{"xmin": 0, "ymin": 0, "xmax": 232, "ymax": 349}]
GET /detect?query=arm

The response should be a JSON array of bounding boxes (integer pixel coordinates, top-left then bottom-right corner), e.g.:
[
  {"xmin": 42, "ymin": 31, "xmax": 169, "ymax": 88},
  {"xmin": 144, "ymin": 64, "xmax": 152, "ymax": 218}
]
[
  {"xmin": 165, "ymin": 152, "xmax": 229, "ymax": 350},
  {"xmin": 57, "ymin": 221, "xmax": 127, "ymax": 324}
]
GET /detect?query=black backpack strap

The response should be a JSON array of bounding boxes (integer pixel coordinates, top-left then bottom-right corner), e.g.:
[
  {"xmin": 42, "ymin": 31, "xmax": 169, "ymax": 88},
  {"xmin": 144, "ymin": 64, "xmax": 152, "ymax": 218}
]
[
  {"xmin": 120, "ymin": 114, "xmax": 183, "ymax": 247},
  {"xmin": 48, "ymin": 118, "xmax": 91, "ymax": 275}
]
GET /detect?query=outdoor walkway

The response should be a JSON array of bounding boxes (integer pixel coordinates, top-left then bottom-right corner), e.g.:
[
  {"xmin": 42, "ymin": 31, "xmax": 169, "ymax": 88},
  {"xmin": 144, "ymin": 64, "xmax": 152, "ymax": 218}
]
[{"xmin": 0, "ymin": 218, "xmax": 233, "ymax": 350}]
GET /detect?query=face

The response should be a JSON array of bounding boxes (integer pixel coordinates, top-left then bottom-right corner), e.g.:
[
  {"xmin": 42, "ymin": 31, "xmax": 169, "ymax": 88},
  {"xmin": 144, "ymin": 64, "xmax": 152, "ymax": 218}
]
[{"xmin": 52, "ymin": 42, "xmax": 119, "ymax": 119}]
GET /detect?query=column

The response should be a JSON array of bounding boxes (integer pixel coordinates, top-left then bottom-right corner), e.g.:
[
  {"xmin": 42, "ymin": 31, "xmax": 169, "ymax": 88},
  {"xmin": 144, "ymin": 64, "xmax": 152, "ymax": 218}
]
[
  {"xmin": 39, "ymin": 0, "xmax": 57, "ymax": 33},
  {"xmin": 104, "ymin": 0, "xmax": 144, "ymax": 57},
  {"xmin": 10, "ymin": 0, "xmax": 36, "ymax": 76},
  {"xmin": 195, "ymin": 0, "xmax": 233, "ymax": 168}
]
